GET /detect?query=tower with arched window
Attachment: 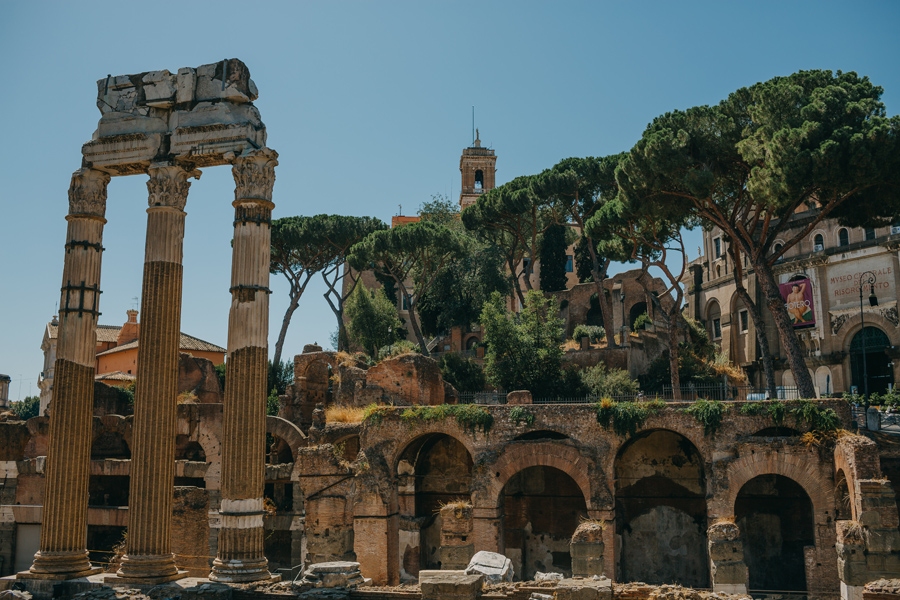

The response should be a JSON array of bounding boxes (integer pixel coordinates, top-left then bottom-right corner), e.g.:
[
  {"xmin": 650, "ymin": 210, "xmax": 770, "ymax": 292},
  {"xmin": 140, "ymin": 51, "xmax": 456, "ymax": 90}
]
[{"xmin": 459, "ymin": 129, "xmax": 497, "ymax": 209}]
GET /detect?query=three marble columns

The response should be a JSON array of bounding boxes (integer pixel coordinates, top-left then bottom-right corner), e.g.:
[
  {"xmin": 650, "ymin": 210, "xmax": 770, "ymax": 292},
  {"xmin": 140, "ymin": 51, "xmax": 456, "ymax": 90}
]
[{"xmin": 22, "ymin": 148, "xmax": 278, "ymax": 584}]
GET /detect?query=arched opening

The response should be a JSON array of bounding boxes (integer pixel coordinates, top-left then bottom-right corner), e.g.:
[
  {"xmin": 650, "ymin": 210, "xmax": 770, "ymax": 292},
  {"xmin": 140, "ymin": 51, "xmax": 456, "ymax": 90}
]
[
  {"xmin": 813, "ymin": 233, "xmax": 824, "ymax": 250},
  {"xmin": 773, "ymin": 243, "xmax": 784, "ymax": 257},
  {"xmin": 465, "ymin": 336, "xmax": 479, "ymax": 352},
  {"xmin": 396, "ymin": 434, "xmax": 473, "ymax": 578},
  {"xmin": 474, "ymin": 169, "xmax": 484, "ymax": 190},
  {"xmin": 91, "ymin": 431, "xmax": 130, "ymax": 460},
  {"xmin": 513, "ymin": 430, "xmax": 569, "ymax": 441},
  {"xmin": 629, "ymin": 302, "xmax": 648, "ymax": 331},
  {"xmin": 175, "ymin": 435, "xmax": 206, "ymax": 462},
  {"xmin": 706, "ymin": 300, "xmax": 722, "ymax": 342},
  {"xmin": 267, "ymin": 434, "xmax": 294, "ymax": 465},
  {"xmin": 865, "ymin": 227, "xmax": 876, "ymax": 241},
  {"xmin": 586, "ymin": 293, "xmax": 604, "ymax": 328},
  {"xmin": 615, "ymin": 429, "xmax": 708, "ymax": 587},
  {"xmin": 835, "ymin": 470, "xmax": 852, "ymax": 521},
  {"xmin": 850, "ymin": 327, "xmax": 893, "ymax": 395},
  {"xmin": 501, "ymin": 465, "xmax": 587, "ymax": 579},
  {"xmin": 735, "ymin": 474, "xmax": 814, "ymax": 592},
  {"xmin": 839, "ymin": 228, "xmax": 849, "ymax": 247},
  {"xmin": 815, "ymin": 366, "xmax": 833, "ymax": 397}
]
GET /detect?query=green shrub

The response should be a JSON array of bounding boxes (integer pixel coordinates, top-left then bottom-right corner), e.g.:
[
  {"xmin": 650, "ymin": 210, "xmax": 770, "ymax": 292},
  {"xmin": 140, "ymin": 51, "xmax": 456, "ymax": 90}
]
[
  {"xmin": 740, "ymin": 400, "xmax": 785, "ymax": 425},
  {"xmin": 399, "ymin": 404, "xmax": 493, "ymax": 434},
  {"xmin": 509, "ymin": 406, "xmax": 535, "ymax": 427},
  {"xmin": 595, "ymin": 398, "xmax": 662, "ymax": 438},
  {"xmin": 633, "ymin": 312, "xmax": 652, "ymax": 331},
  {"xmin": 580, "ymin": 364, "xmax": 640, "ymax": 398},
  {"xmin": 681, "ymin": 399, "xmax": 726, "ymax": 435},
  {"xmin": 573, "ymin": 324, "xmax": 605, "ymax": 343},
  {"xmin": 791, "ymin": 399, "xmax": 840, "ymax": 432},
  {"xmin": 377, "ymin": 340, "xmax": 420, "ymax": 361},
  {"xmin": 439, "ymin": 353, "xmax": 486, "ymax": 393},
  {"xmin": 362, "ymin": 403, "xmax": 391, "ymax": 426}
]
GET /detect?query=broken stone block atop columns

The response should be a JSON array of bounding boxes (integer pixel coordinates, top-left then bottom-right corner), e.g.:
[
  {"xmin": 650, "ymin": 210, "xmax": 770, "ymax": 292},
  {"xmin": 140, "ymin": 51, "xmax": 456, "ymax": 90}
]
[
  {"xmin": 440, "ymin": 503, "xmax": 474, "ymax": 570},
  {"xmin": 507, "ymin": 390, "xmax": 533, "ymax": 405},
  {"xmin": 299, "ymin": 561, "xmax": 371, "ymax": 589},
  {"xmin": 420, "ymin": 572, "xmax": 484, "ymax": 600},
  {"xmin": 464, "ymin": 550, "xmax": 513, "ymax": 583},
  {"xmin": 571, "ymin": 521, "xmax": 605, "ymax": 578},
  {"xmin": 707, "ymin": 522, "xmax": 748, "ymax": 594},
  {"xmin": 556, "ymin": 577, "xmax": 613, "ymax": 600}
]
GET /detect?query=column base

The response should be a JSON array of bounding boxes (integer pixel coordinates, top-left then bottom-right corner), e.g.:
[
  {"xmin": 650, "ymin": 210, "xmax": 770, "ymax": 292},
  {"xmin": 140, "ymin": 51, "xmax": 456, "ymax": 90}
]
[
  {"xmin": 19, "ymin": 550, "xmax": 100, "ymax": 580},
  {"xmin": 114, "ymin": 553, "xmax": 182, "ymax": 582},
  {"xmin": 209, "ymin": 558, "xmax": 279, "ymax": 583},
  {"xmin": 16, "ymin": 567, "xmax": 101, "ymax": 581},
  {"xmin": 104, "ymin": 570, "xmax": 188, "ymax": 585}
]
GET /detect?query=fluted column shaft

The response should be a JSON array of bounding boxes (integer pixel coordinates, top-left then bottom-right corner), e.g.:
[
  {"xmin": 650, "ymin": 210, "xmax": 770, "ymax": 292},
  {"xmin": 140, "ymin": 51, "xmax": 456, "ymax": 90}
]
[
  {"xmin": 24, "ymin": 168, "xmax": 110, "ymax": 579},
  {"xmin": 117, "ymin": 163, "xmax": 199, "ymax": 582},
  {"xmin": 210, "ymin": 147, "xmax": 278, "ymax": 583}
]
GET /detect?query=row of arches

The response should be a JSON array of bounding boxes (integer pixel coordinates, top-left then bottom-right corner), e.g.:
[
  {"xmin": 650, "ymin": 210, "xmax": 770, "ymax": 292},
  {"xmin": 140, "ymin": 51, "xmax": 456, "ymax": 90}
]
[{"xmin": 394, "ymin": 429, "xmax": 816, "ymax": 589}]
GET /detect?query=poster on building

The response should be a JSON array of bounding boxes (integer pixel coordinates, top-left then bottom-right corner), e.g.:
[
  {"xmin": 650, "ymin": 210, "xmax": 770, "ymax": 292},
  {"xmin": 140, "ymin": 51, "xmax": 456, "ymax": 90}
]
[{"xmin": 780, "ymin": 279, "xmax": 815, "ymax": 329}]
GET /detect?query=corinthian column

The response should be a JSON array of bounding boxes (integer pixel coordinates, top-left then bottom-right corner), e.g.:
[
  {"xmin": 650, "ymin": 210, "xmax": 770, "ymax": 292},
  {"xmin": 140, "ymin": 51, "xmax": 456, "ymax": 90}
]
[
  {"xmin": 210, "ymin": 147, "xmax": 278, "ymax": 583},
  {"xmin": 114, "ymin": 163, "xmax": 200, "ymax": 583},
  {"xmin": 21, "ymin": 168, "xmax": 110, "ymax": 580}
]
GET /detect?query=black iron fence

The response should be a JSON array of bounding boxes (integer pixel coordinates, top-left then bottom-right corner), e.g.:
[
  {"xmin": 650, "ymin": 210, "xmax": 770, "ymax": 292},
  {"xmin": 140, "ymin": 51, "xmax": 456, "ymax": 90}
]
[
  {"xmin": 458, "ymin": 391, "xmax": 508, "ymax": 405},
  {"xmin": 458, "ymin": 385, "xmax": 807, "ymax": 406}
]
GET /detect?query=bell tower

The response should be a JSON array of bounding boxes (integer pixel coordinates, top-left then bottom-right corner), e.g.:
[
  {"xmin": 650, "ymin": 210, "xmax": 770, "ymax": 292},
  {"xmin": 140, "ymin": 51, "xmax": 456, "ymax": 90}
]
[{"xmin": 459, "ymin": 128, "xmax": 497, "ymax": 209}]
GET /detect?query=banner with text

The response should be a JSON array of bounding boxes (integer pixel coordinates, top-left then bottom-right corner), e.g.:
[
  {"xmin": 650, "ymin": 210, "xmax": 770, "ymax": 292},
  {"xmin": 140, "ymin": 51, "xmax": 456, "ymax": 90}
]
[{"xmin": 780, "ymin": 278, "xmax": 816, "ymax": 329}]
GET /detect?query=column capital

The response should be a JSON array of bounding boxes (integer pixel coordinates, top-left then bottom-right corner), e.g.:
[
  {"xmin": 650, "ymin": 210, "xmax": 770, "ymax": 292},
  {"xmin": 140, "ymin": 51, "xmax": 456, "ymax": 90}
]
[
  {"xmin": 68, "ymin": 168, "xmax": 111, "ymax": 218},
  {"xmin": 231, "ymin": 147, "xmax": 278, "ymax": 203},
  {"xmin": 146, "ymin": 163, "xmax": 201, "ymax": 211}
]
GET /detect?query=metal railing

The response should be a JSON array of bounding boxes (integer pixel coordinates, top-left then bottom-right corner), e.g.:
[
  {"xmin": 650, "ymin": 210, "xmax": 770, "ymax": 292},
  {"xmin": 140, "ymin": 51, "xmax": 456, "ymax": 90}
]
[{"xmin": 458, "ymin": 391, "xmax": 507, "ymax": 405}]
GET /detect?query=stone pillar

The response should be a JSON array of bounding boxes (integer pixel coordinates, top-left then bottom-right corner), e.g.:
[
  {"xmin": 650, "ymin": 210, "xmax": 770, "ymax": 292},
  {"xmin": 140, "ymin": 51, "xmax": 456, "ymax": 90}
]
[
  {"xmin": 210, "ymin": 148, "xmax": 278, "ymax": 583},
  {"xmin": 21, "ymin": 168, "xmax": 110, "ymax": 579},
  {"xmin": 571, "ymin": 520, "xmax": 605, "ymax": 577},
  {"xmin": 115, "ymin": 163, "xmax": 199, "ymax": 583},
  {"xmin": 707, "ymin": 521, "xmax": 749, "ymax": 594},
  {"xmin": 440, "ymin": 503, "xmax": 474, "ymax": 570}
]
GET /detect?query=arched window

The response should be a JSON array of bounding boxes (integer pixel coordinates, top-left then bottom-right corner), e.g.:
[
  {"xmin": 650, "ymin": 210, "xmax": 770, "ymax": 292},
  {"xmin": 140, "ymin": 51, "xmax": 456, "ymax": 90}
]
[
  {"xmin": 839, "ymin": 228, "xmax": 849, "ymax": 247},
  {"xmin": 474, "ymin": 169, "xmax": 484, "ymax": 189},
  {"xmin": 813, "ymin": 234, "xmax": 824, "ymax": 251},
  {"xmin": 865, "ymin": 227, "xmax": 876, "ymax": 241},
  {"xmin": 773, "ymin": 243, "xmax": 784, "ymax": 258}
]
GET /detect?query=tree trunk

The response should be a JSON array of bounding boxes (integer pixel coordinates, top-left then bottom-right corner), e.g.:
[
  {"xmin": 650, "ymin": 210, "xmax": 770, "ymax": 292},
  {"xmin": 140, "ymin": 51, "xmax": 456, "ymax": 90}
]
[
  {"xmin": 733, "ymin": 285, "xmax": 778, "ymax": 398},
  {"xmin": 754, "ymin": 259, "xmax": 816, "ymax": 398},
  {"xmin": 667, "ymin": 311, "xmax": 681, "ymax": 401},
  {"xmin": 406, "ymin": 301, "xmax": 429, "ymax": 357},
  {"xmin": 273, "ymin": 290, "xmax": 301, "ymax": 367}
]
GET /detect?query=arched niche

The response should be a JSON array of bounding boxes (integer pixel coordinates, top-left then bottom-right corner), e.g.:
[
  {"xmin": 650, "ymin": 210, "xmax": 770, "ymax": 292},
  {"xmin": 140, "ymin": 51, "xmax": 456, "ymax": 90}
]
[
  {"xmin": 735, "ymin": 474, "xmax": 815, "ymax": 592},
  {"xmin": 615, "ymin": 429, "xmax": 708, "ymax": 587},
  {"xmin": 501, "ymin": 465, "xmax": 587, "ymax": 579}
]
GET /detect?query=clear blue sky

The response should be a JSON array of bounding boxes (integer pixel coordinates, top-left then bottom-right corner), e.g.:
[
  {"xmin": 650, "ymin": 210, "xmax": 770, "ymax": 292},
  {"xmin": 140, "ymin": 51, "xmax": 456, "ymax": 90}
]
[{"xmin": 2, "ymin": 1, "xmax": 899, "ymax": 401}]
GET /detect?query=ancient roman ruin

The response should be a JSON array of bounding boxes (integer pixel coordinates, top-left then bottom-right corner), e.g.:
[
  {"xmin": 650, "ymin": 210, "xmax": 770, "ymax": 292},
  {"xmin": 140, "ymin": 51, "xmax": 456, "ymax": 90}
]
[{"xmin": 2, "ymin": 59, "xmax": 900, "ymax": 600}]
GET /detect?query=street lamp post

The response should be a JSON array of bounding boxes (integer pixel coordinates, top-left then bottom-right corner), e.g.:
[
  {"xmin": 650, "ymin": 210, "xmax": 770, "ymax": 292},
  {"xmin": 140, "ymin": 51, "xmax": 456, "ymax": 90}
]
[
  {"xmin": 859, "ymin": 270, "xmax": 879, "ymax": 404},
  {"xmin": 620, "ymin": 290, "xmax": 627, "ymax": 347}
]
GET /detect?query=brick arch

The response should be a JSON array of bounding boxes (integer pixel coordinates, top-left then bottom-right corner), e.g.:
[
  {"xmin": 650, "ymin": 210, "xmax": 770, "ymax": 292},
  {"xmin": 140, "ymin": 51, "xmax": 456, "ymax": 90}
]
[
  {"xmin": 483, "ymin": 441, "xmax": 592, "ymax": 510},
  {"xmin": 266, "ymin": 415, "xmax": 307, "ymax": 463},
  {"xmin": 612, "ymin": 426, "xmax": 707, "ymax": 470},
  {"xmin": 391, "ymin": 427, "xmax": 477, "ymax": 474},
  {"xmin": 719, "ymin": 451, "xmax": 832, "ymax": 520}
]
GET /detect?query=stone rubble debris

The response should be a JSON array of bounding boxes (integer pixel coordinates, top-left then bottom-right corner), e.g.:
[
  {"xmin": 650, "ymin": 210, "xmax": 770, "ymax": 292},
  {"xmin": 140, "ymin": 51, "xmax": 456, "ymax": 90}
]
[
  {"xmin": 464, "ymin": 550, "xmax": 514, "ymax": 583},
  {"xmin": 534, "ymin": 571, "xmax": 564, "ymax": 581}
]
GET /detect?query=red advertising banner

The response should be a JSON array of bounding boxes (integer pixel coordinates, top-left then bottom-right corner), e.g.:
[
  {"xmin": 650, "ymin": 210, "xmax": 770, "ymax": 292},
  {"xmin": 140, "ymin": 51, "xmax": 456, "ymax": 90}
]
[{"xmin": 780, "ymin": 279, "xmax": 815, "ymax": 329}]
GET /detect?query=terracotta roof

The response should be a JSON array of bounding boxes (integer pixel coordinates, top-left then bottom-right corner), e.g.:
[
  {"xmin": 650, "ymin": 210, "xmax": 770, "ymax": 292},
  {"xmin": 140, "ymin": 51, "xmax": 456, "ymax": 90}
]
[
  {"xmin": 96, "ymin": 333, "xmax": 225, "ymax": 357},
  {"xmin": 95, "ymin": 371, "xmax": 136, "ymax": 382},
  {"xmin": 46, "ymin": 323, "xmax": 124, "ymax": 343}
]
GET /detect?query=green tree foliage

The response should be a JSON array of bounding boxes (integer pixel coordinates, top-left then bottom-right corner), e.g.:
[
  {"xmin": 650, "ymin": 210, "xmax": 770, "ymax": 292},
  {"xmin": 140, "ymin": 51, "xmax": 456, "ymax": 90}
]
[
  {"xmin": 267, "ymin": 359, "xmax": 294, "ymax": 397},
  {"xmin": 348, "ymin": 221, "xmax": 466, "ymax": 355},
  {"xmin": 10, "ymin": 395, "xmax": 40, "ymax": 420},
  {"xmin": 574, "ymin": 236, "xmax": 595, "ymax": 283},
  {"xmin": 639, "ymin": 317, "xmax": 722, "ymax": 393},
  {"xmin": 345, "ymin": 282, "xmax": 402, "ymax": 358},
  {"xmin": 580, "ymin": 364, "xmax": 639, "ymax": 398},
  {"xmin": 538, "ymin": 223, "xmax": 569, "ymax": 292},
  {"xmin": 416, "ymin": 196, "xmax": 510, "ymax": 337},
  {"xmin": 214, "ymin": 363, "xmax": 226, "ymax": 391},
  {"xmin": 462, "ymin": 175, "xmax": 554, "ymax": 307},
  {"xmin": 480, "ymin": 290, "xmax": 564, "ymax": 396},
  {"xmin": 438, "ymin": 353, "xmax": 487, "ymax": 393},
  {"xmin": 318, "ymin": 216, "xmax": 388, "ymax": 352},
  {"xmin": 534, "ymin": 155, "xmax": 628, "ymax": 346},
  {"xmin": 270, "ymin": 216, "xmax": 349, "ymax": 364},
  {"xmin": 616, "ymin": 70, "xmax": 900, "ymax": 398}
]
